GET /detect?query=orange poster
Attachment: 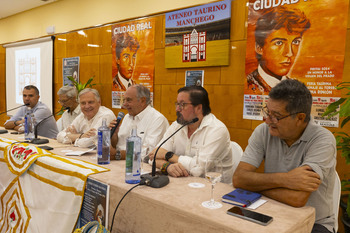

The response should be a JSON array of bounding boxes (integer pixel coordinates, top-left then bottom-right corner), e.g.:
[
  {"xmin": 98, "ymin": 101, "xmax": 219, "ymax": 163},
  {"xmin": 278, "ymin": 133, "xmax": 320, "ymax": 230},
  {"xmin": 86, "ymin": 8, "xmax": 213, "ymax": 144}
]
[
  {"xmin": 111, "ymin": 18, "xmax": 155, "ymax": 108},
  {"xmin": 243, "ymin": 0, "xmax": 349, "ymax": 127}
]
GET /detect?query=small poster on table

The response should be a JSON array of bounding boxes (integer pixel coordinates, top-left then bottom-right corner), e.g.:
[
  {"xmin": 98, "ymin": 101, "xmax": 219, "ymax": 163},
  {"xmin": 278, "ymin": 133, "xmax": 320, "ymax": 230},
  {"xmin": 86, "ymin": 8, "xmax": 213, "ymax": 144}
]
[{"xmin": 78, "ymin": 177, "xmax": 110, "ymax": 228}]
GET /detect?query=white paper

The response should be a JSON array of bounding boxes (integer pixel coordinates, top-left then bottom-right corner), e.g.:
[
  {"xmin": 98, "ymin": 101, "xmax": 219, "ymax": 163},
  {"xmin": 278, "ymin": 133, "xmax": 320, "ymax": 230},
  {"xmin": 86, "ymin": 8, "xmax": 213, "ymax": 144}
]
[{"xmin": 65, "ymin": 148, "xmax": 95, "ymax": 156}]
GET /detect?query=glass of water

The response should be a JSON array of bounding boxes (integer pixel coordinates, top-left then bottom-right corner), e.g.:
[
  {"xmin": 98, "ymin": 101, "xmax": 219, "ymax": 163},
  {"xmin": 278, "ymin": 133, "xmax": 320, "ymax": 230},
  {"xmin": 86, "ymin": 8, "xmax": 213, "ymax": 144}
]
[{"xmin": 201, "ymin": 157, "xmax": 223, "ymax": 209}]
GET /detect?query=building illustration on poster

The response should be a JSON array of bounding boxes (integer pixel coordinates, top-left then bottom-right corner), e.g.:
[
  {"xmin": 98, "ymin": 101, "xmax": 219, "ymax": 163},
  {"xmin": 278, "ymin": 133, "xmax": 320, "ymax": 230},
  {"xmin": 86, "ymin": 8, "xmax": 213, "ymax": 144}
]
[
  {"xmin": 165, "ymin": 0, "xmax": 231, "ymax": 68},
  {"xmin": 183, "ymin": 29, "xmax": 206, "ymax": 62}
]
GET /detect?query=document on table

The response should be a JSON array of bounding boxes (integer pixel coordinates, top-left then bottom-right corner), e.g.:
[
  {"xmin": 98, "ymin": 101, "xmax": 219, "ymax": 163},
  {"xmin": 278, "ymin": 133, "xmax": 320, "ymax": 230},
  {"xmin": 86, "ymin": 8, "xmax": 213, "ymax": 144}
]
[{"xmin": 65, "ymin": 148, "xmax": 95, "ymax": 156}]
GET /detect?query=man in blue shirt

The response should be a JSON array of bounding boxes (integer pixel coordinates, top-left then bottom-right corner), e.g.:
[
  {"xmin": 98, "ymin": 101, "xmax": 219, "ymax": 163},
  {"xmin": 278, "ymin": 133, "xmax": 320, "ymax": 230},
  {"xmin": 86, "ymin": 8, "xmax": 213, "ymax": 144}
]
[{"xmin": 4, "ymin": 85, "xmax": 58, "ymax": 139}]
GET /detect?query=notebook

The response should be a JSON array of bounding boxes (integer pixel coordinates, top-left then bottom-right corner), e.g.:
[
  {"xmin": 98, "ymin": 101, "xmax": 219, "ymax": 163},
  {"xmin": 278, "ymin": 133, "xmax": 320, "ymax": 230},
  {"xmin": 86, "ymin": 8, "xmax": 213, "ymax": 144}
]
[{"xmin": 222, "ymin": 188, "xmax": 261, "ymax": 207}]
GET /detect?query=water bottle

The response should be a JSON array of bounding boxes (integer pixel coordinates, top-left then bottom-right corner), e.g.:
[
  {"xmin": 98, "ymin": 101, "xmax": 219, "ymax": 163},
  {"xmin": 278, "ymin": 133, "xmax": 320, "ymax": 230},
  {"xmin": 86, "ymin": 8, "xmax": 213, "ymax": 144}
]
[
  {"xmin": 97, "ymin": 118, "xmax": 110, "ymax": 165},
  {"xmin": 125, "ymin": 125, "xmax": 141, "ymax": 184},
  {"xmin": 115, "ymin": 147, "xmax": 121, "ymax": 160},
  {"xmin": 24, "ymin": 107, "xmax": 35, "ymax": 140}
]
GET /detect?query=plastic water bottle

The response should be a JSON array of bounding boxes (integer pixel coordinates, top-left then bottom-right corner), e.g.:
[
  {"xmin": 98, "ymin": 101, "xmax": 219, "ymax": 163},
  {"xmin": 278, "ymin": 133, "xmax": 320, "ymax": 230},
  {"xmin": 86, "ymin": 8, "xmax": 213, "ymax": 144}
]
[
  {"xmin": 125, "ymin": 125, "xmax": 141, "ymax": 184},
  {"xmin": 24, "ymin": 107, "xmax": 35, "ymax": 140},
  {"xmin": 97, "ymin": 118, "xmax": 110, "ymax": 165},
  {"xmin": 115, "ymin": 147, "xmax": 121, "ymax": 160}
]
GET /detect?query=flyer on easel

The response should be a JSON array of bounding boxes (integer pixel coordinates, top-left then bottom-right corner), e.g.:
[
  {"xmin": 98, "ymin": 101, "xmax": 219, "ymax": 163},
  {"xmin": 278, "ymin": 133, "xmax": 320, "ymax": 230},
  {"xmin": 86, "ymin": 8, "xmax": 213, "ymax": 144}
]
[{"xmin": 78, "ymin": 177, "xmax": 110, "ymax": 228}]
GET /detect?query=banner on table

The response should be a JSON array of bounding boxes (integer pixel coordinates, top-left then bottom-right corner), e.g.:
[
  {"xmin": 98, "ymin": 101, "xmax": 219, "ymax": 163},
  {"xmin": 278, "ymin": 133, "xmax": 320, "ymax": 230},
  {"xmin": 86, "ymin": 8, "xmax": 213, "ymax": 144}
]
[
  {"xmin": 243, "ymin": 0, "xmax": 349, "ymax": 127},
  {"xmin": 111, "ymin": 18, "xmax": 155, "ymax": 108},
  {"xmin": 0, "ymin": 137, "xmax": 109, "ymax": 233}
]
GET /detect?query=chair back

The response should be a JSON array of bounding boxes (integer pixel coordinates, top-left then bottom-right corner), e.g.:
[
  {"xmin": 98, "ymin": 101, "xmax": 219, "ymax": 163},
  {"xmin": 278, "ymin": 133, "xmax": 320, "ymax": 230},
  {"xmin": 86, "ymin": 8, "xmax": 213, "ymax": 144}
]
[
  {"xmin": 230, "ymin": 141, "xmax": 243, "ymax": 175},
  {"xmin": 334, "ymin": 171, "xmax": 341, "ymax": 232}
]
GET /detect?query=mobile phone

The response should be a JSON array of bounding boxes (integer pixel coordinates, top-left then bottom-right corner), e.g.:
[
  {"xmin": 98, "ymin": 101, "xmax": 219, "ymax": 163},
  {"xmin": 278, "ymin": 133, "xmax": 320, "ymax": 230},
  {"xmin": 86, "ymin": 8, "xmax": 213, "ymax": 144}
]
[
  {"xmin": 38, "ymin": 145, "xmax": 54, "ymax": 151},
  {"xmin": 227, "ymin": 206, "xmax": 273, "ymax": 226}
]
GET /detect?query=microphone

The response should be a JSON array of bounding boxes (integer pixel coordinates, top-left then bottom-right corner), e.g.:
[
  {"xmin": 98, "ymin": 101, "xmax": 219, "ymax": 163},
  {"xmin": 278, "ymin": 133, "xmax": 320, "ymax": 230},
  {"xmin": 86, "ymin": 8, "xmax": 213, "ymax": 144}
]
[
  {"xmin": 30, "ymin": 108, "xmax": 69, "ymax": 145},
  {"xmin": 0, "ymin": 104, "xmax": 29, "ymax": 134},
  {"xmin": 110, "ymin": 112, "xmax": 125, "ymax": 138},
  {"xmin": 0, "ymin": 104, "xmax": 27, "ymax": 115},
  {"xmin": 141, "ymin": 117, "xmax": 199, "ymax": 188}
]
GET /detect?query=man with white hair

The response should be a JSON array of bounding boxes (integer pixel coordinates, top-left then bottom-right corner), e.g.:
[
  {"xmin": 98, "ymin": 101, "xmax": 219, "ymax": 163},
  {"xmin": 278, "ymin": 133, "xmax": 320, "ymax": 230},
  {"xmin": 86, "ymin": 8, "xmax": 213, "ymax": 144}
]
[
  {"xmin": 56, "ymin": 85, "xmax": 81, "ymax": 131},
  {"xmin": 110, "ymin": 84, "xmax": 169, "ymax": 159},
  {"xmin": 57, "ymin": 88, "xmax": 116, "ymax": 148}
]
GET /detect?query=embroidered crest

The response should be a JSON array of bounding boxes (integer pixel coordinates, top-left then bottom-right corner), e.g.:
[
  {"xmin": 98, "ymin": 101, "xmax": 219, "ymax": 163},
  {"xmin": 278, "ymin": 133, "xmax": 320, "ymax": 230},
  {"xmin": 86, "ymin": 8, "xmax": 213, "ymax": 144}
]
[{"xmin": 11, "ymin": 145, "xmax": 37, "ymax": 162}]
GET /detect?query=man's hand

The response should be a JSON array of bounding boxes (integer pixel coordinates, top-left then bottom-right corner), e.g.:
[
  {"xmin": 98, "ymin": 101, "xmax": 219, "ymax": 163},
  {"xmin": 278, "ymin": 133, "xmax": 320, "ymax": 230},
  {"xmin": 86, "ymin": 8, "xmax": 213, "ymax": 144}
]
[
  {"xmin": 285, "ymin": 166, "xmax": 321, "ymax": 192},
  {"xmin": 148, "ymin": 147, "xmax": 168, "ymax": 161},
  {"xmin": 167, "ymin": 163, "xmax": 189, "ymax": 177},
  {"xmin": 81, "ymin": 128, "xmax": 97, "ymax": 138},
  {"xmin": 66, "ymin": 125, "xmax": 78, "ymax": 134}
]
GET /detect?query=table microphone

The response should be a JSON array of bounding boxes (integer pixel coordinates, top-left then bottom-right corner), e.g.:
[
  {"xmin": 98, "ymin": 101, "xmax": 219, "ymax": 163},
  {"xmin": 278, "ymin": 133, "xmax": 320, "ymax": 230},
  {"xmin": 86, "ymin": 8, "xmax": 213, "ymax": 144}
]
[
  {"xmin": 0, "ymin": 104, "xmax": 29, "ymax": 134},
  {"xmin": 30, "ymin": 107, "xmax": 69, "ymax": 145},
  {"xmin": 110, "ymin": 112, "xmax": 125, "ymax": 138},
  {"xmin": 141, "ymin": 117, "xmax": 199, "ymax": 188},
  {"xmin": 0, "ymin": 104, "xmax": 28, "ymax": 115}
]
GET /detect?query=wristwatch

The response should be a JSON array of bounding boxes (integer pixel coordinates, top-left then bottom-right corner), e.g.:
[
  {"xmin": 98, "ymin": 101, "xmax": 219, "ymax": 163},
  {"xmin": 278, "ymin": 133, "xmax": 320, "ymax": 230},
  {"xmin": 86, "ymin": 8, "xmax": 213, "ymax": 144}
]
[{"xmin": 165, "ymin": 151, "xmax": 174, "ymax": 161}]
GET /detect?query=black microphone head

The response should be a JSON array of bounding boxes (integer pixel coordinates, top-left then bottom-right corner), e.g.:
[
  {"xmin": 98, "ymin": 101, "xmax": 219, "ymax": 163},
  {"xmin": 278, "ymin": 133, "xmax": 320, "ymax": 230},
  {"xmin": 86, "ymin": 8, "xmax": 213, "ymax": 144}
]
[
  {"xmin": 191, "ymin": 117, "xmax": 199, "ymax": 123},
  {"xmin": 117, "ymin": 112, "xmax": 125, "ymax": 120}
]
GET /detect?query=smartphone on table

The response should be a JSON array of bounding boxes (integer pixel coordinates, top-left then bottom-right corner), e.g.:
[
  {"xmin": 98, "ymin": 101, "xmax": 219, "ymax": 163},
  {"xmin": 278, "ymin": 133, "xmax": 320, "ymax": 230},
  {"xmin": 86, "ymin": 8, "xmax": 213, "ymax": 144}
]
[{"xmin": 227, "ymin": 206, "xmax": 273, "ymax": 226}]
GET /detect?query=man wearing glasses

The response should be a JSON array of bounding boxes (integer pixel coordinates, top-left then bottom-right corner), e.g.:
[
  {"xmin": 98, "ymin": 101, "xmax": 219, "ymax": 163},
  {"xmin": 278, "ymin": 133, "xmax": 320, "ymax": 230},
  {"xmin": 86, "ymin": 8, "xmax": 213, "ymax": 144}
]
[
  {"xmin": 233, "ymin": 80, "xmax": 336, "ymax": 233},
  {"xmin": 148, "ymin": 86, "xmax": 234, "ymax": 184},
  {"xmin": 56, "ymin": 86, "xmax": 81, "ymax": 131}
]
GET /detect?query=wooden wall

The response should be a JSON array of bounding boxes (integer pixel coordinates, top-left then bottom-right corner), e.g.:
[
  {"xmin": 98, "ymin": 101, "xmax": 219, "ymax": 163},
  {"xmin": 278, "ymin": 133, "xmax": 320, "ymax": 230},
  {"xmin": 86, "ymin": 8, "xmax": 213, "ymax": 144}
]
[{"xmin": 0, "ymin": 1, "xmax": 350, "ymax": 230}]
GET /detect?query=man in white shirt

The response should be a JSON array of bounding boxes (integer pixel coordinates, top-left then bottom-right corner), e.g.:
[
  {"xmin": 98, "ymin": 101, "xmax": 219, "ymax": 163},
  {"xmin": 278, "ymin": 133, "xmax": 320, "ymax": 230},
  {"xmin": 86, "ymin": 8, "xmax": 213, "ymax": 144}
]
[
  {"xmin": 57, "ymin": 88, "xmax": 115, "ymax": 148},
  {"xmin": 148, "ymin": 86, "xmax": 234, "ymax": 184},
  {"xmin": 110, "ymin": 84, "xmax": 169, "ymax": 159},
  {"xmin": 56, "ymin": 86, "xmax": 81, "ymax": 131}
]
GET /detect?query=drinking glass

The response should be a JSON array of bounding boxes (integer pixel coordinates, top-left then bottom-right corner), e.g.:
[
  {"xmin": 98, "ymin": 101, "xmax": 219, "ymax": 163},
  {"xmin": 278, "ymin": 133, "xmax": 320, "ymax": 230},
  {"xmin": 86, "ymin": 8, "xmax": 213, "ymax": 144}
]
[
  {"xmin": 141, "ymin": 145, "xmax": 150, "ymax": 174},
  {"xmin": 201, "ymin": 158, "xmax": 223, "ymax": 209}
]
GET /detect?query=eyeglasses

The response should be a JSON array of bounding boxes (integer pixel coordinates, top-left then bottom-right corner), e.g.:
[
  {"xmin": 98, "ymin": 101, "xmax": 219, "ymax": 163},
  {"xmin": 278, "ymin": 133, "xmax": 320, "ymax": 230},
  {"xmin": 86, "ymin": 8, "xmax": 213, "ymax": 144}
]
[
  {"xmin": 261, "ymin": 106, "xmax": 301, "ymax": 124},
  {"xmin": 58, "ymin": 99, "xmax": 70, "ymax": 104},
  {"xmin": 175, "ymin": 102, "xmax": 193, "ymax": 110}
]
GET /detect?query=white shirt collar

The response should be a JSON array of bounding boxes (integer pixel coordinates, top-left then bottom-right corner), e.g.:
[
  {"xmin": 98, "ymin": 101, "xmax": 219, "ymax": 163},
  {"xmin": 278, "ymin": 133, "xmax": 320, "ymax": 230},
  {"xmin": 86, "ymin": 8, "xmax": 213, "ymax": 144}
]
[
  {"xmin": 258, "ymin": 65, "xmax": 288, "ymax": 88},
  {"xmin": 118, "ymin": 72, "xmax": 132, "ymax": 89}
]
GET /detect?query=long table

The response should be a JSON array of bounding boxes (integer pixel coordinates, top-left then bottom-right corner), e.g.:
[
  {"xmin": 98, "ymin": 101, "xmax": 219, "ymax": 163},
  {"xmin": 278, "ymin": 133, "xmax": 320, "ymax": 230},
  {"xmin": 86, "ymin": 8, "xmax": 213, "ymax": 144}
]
[
  {"xmin": 1, "ymin": 131, "xmax": 315, "ymax": 233},
  {"xmin": 52, "ymin": 146, "xmax": 315, "ymax": 233}
]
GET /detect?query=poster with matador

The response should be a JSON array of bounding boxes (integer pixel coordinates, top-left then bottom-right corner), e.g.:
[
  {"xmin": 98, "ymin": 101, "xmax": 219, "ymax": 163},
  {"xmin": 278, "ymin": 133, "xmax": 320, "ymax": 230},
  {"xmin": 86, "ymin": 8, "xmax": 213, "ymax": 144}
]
[{"xmin": 243, "ymin": 0, "xmax": 349, "ymax": 127}]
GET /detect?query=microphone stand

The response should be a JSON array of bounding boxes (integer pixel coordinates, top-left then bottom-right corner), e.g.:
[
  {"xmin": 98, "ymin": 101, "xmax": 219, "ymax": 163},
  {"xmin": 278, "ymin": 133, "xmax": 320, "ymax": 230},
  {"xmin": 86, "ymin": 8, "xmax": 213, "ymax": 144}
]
[
  {"xmin": 0, "ymin": 104, "xmax": 26, "ymax": 115},
  {"xmin": 0, "ymin": 104, "xmax": 28, "ymax": 134},
  {"xmin": 30, "ymin": 108, "xmax": 68, "ymax": 145},
  {"xmin": 141, "ymin": 117, "xmax": 199, "ymax": 188}
]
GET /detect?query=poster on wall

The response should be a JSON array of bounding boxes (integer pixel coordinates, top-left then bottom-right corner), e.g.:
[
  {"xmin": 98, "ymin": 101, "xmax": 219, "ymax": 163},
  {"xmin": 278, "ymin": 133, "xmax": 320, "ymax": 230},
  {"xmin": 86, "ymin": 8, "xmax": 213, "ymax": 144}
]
[
  {"xmin": 185, "ymin": 70, "xmax": 204, "ymax": 87},
  {"xmin": 63, "ymin": 57, "xmax": 80, "ymax": 86},
  {"xmin": 111, "ymin": 18, "xmax": 155, "ymax": 108},
  {"xmin": 165, "ymin": 0, "xmax": 231, "ymax": 68},
  {"xmin": 243, "ymin": 0, "xmax": 349, "ymax": 127}
]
